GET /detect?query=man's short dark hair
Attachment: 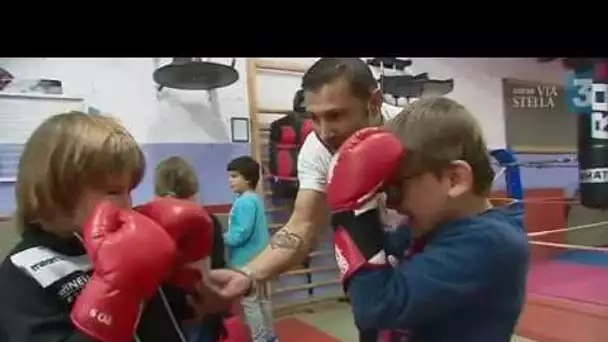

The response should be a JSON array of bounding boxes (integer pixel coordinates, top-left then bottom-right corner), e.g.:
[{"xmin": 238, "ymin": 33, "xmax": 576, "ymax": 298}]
[
  {"xmin": 301, "ymin": 58, "xmax": 378, "ymax": 100},
  {"xmin": 226, "ymin": 155, "xmax": 261, "ymax": 189}
]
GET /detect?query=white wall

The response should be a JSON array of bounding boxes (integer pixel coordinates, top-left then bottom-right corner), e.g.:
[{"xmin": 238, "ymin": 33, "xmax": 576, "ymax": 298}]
[
  {"xmin": 253, "ymin": 57, "xmax": 565, "ymax": 149},
  {"xmin": 0, "ymin": 58, "xmax": 249, "ymax": 144},
  {"xmin": 406, "ymin": 58, "xmax": 564, "ymax": 149},
  {"xmin": 0, "ymin": 57, "xmax": 565, "ymax": 148}
]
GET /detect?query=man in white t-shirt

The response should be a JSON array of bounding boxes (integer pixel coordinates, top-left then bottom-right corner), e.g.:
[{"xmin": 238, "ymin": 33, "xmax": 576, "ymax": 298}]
[{"xmin": 207, "ymin": 58, "xmax": 389, "ymax": 341}]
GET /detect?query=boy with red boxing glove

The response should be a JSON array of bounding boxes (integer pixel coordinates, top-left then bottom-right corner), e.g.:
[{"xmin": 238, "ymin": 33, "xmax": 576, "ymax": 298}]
[
  {"xmin": 0, "ymin": 111, "xmax": 213, "ymax": 342},
  {"xmin": 328, "ymin": 97, "xmax": 529, "ymax": 342}
]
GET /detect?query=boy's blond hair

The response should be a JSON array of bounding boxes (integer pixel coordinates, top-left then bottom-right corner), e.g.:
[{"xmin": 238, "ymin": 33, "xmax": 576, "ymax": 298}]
[
  {"xmin": 15, "ymin": 111, "xmax": 145, "ymax": 231},
  {"xmin": 385, "ymin": 97, "xmax": 495, "ymax": 196},
  {"xmin": 154, "ymin": 156, "xmax": 199, "ymax": 199}
]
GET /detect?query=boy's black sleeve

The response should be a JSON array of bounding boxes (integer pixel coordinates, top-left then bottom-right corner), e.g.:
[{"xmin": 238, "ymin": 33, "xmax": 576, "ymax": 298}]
[{"xmin": 0, "ymin": 262, "xmax": 96, "ymax": 342}]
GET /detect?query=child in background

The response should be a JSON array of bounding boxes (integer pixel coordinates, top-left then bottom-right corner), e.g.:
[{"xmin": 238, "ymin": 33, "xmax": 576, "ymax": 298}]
[
  {"xmin": 225, "ymin": 156, "xmax": 278, "ymax": 342},
  {"xmin": 0, "ymin": 111, "xmax": 192, "ymax": 342},
  {"xmin": 154, "ymin": 156, "xmax": 229, "ymax": 342}
]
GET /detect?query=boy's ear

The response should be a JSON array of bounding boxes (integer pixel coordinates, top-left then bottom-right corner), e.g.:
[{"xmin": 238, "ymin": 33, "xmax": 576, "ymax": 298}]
[{"xmin": 447, "ymin": 160, "xmax": 474, "ymax": 198}]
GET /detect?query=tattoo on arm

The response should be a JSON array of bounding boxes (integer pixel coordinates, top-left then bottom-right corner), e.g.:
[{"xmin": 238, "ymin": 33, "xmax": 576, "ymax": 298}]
[{"xmin": 269, "ymin": 230, "xmax": 304, "ymax": 251}]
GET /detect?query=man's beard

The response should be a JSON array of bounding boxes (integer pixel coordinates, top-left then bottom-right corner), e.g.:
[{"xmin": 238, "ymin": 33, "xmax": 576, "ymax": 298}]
[
  {"xmin": 323, "ymin": 112, "xmax": 376, "ymax": 152},
  {"xmin": 325, "ymin": 138, "xmax": 343, "ymax": 153}
]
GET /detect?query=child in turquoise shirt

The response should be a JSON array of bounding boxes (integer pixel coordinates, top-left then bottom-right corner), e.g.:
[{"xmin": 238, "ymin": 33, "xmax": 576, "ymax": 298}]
[{"xmin": 225, "ymin": 156, "xmax": 278, "ymax": 342}]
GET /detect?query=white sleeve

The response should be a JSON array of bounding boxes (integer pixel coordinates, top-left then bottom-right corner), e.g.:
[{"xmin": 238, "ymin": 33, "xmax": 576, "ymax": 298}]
[{"xmin": 297, "ymin": 133, "xmax": 332, "ymax": 193}]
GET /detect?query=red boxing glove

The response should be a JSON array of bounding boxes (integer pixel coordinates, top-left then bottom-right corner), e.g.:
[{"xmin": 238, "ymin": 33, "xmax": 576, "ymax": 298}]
[
  {"xmin": 71, "ymin": 200, "xmax": 176, "ymax": 342},
  {"xmin": 135, "ymin": 197, "xmax": 214, "ymax": 292},
  {"xmin": 328, "ymin": 127, "xmax": 406, "ymax": 289}
]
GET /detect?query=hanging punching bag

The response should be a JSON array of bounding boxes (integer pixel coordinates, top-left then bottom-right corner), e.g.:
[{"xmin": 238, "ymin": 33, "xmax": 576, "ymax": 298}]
[{"xmin": 577, "ymin": 60, "xmax": 608, "ymax": 209}]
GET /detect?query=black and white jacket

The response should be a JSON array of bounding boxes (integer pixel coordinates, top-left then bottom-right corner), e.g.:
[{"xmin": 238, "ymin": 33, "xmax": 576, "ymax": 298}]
[{"xmin": 0, "ymin": 224, "xmax": 191, "ymax": 342}]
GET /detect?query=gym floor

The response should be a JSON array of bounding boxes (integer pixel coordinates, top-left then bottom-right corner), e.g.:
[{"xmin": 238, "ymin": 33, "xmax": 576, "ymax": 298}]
[{"xmin": 283, "ymin": 301, "xmax": 537, "ymax": 342}]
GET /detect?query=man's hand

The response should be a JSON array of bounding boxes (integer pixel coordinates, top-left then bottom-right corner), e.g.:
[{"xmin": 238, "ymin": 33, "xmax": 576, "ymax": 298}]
[
  {"xmin": 208, "ymin": 269, "xmax": 252, "ymax": 298},
  {"xmin": 190, "ymin": 269, "xmax": 253, "ymax": 314},
  {"xmin": 185, "ymin": 281, "xmax": 235, "ymax": 318}
]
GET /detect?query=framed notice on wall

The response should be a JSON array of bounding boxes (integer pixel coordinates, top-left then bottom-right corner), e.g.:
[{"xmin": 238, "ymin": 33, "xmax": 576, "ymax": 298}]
[
  {"xmin": 502, "ymin": 78, "xmax": 576, "ymax": 153},
  {"xmin": 230, "ymin": 117, "xmax": 250, "ymax": 143}
]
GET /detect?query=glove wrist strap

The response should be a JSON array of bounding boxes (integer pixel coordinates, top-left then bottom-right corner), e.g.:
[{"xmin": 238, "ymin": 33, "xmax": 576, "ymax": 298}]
[{"xmin": 331, "ymin": 209, "xmax": 384, "ymax": 259}]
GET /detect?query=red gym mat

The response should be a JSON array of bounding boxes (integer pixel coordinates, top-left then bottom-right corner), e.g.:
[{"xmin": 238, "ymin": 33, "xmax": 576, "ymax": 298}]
[
  {"xmin": 518, "ymin": 260, "xmax": 608, "ymax": 341},
  {"xmin": 275, "ymin": 318, "xmax": 341, "ymax": 342},
  {"xmin": 527, "ymin": 261, "xmax": 608, "ymax": 305}
]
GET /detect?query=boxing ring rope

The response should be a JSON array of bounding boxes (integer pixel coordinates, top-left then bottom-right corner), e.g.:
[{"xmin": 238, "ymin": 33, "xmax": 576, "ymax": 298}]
[
  {"xmin": 494, "ymin": 198, "xmax": 580, "ymax": 204},
  {"xmin": 529, "ymin": 241, "xmax": 608, "ymax": 252},
  {"xmin": 489, "ymin": 149, "xmax": 608, "ymax": 239},
  {"xmin": 527, "ymin": 221, "xmax": 608, "ymax": 237},
  {"xmin": 527, "ymin": 219, "xmax": 608, "ymax": 252},
  {"xmin": 488, "ymin": 147, "xmax": 608, "ymax": 254}
]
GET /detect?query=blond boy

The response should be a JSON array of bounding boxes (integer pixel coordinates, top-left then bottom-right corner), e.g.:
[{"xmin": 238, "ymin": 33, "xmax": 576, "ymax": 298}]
[{"xmin": 0, "ymin": 112, "xmax": 197, "ymax": 342}]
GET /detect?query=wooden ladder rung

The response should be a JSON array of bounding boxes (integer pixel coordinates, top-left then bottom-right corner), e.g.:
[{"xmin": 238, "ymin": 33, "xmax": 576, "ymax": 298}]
[
  {"xmin": 272, "ymin": 295, "xmax": 346, "ymax": 317},
  {"xmin": 256, "ymin": 107, "xmax": 292, "ymax": 114},
  {"xmin": 309, "ymin": 250, "xmax": 333, "ymax": 257},
  {"xmin": 254, "ymin": 59, "xmax": 309, "ymax": 74},
  {"xmin": 266, "ymin": 206, "xmax": 287, "ymax": 213},
  {"xmin": 269, "ymin": 223, "xmax": 283, "ymax": 230},
  {"xmin": 273, "ymin": 279, "xmax": 341, "ymax": 295},
  {"xmin": 283, "ymin": 265, "xmax": 338, "ymax": 276}
]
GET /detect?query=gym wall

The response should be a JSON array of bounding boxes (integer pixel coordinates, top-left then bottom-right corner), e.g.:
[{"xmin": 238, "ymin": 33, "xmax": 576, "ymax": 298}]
[{"xmin": 0, "ymin": 57, "xmax": 565, "ymax": 214}]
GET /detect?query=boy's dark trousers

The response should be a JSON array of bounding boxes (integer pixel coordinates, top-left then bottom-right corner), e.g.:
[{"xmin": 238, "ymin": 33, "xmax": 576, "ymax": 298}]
[
  {"xmin": 185, "ymin": 315, "xmax": 227, "ymax": 342},
  {"xmin": 346, "ymin": 292, "xmax": 379, "ymax": 341},
  {"xmin": 359, "ymin": 328, "xmax": 379, "ymax": 342}
]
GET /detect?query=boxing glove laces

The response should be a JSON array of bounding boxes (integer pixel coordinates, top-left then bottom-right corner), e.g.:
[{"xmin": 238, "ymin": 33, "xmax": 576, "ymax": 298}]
[{"xmin": 327, "ymin": 127, "xmax": 406, "ymax": 290}]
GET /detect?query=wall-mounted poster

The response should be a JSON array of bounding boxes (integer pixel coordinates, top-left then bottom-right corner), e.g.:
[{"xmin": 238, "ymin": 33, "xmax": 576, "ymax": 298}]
[{"xmin": 502, "ymin": 78, "xmax": 575, "ymax": 153}]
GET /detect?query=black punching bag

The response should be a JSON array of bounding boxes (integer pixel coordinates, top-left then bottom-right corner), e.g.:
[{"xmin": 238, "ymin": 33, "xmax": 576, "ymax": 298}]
[{"xmin": 578, "ymin": 60, "xmax": 608, "ymax": 209}]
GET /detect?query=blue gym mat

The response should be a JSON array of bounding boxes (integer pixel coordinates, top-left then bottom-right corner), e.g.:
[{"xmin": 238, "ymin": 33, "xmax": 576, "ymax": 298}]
[{"xmin": 555, "ymin": 250, "xmax": 608, "ymax": 266}]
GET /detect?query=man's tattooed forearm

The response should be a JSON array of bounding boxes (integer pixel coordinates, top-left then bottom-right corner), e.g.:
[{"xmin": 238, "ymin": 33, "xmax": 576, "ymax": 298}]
[{"xmin": 269, "ymin": 230, "xmax": 304, "ymax": 250}]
